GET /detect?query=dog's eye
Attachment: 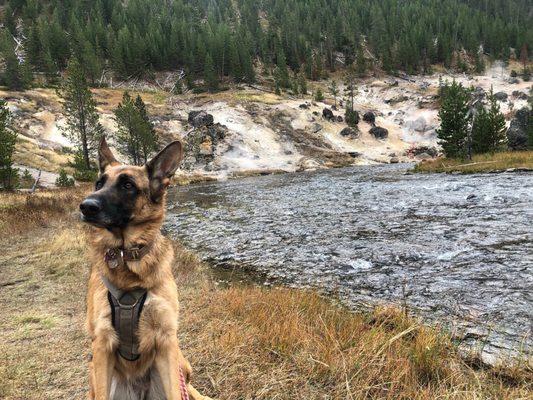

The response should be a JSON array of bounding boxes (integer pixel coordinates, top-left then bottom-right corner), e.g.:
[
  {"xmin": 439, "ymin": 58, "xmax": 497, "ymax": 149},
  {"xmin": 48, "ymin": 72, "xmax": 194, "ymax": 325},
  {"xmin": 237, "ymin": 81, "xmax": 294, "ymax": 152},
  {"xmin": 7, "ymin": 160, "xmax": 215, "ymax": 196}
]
[
  {"xmin": 95, "ymin": 181, "xmax": 103, "ymax": 190},
  {"xmin": 123, "ymin": 182, "xmax": 134, "ymax": 190}
]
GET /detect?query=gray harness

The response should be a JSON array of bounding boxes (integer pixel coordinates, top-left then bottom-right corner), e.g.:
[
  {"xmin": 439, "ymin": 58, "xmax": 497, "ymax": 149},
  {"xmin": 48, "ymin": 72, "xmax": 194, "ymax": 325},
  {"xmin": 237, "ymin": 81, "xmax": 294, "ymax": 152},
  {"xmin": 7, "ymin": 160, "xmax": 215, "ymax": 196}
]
[{"xmin": 101, "ymin": 275, "xmax": 147, "ymax": 361}]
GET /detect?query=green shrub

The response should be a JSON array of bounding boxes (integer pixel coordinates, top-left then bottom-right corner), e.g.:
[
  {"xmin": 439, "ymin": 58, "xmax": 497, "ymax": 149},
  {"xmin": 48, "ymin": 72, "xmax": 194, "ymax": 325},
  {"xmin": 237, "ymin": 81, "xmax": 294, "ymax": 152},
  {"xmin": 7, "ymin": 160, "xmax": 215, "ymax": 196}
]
[
  {"xmin": 55, "ymin": 169, "xmax": 75, "ymax": 187},
  {"xmin": 314, "ymin": 88, "xmax": 324, "ymax": 102}
]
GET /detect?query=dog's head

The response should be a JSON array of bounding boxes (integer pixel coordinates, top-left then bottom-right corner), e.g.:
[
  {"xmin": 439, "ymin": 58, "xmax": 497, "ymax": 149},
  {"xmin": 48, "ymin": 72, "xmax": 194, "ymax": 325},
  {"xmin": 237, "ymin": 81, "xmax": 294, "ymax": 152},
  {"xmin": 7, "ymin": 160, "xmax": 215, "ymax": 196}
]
[{"xmin": 79, "ymin": 137, "xmax": 183, "ymax": 230}]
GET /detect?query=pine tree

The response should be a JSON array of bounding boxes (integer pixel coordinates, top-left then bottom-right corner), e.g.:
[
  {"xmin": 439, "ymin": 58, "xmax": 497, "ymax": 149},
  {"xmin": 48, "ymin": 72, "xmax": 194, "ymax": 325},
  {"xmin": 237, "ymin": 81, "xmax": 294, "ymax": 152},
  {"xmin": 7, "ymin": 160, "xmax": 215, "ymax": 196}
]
[
  {"xmin": 114, "ymin": 91, "xmax": 141, "ymax": 165},
  {"xmin": 471, "ymin": 105, "xmax": 491, "ymax": 154},
  {"xmin": 1, "ymin": 34, "xmax": 32, "ymax": 90},
  {"xmin": 57, "ymin": 59, "xmax": 104, "ymax": 172},
  {"xmin": 486, "ymin": 89, "xmax": 507, "ymax": 151},
  {"xmin": 329, "ymin": 80, "xmax": 339, "ymax": 107},
  {"xmin": 134, "ymin": 95, "xmax": 158, "ymax": 164},
  {"xmin": 0, "ymin": 99, "xmax": 19, "ymax": 190},
  {"xmin": 314, "ymin": 87, "xmax": 324, "ymax": 102},
  {"xmin": 276, "ymin": 49, "xmax": 290, "ymax": 88},
  {"xmin": 298, "ymin": 71, "xmax": 307, "ymax": 95},
  {"xmin": 436, "ymin": 80, "xmax": 471, "ymax": 158},
  {"xmin": 471, "ymin": 90, "xmax": 506, "ymax": 154},
  {"xmin": 204, "ymin": 53, "xmax": 218, "ymax": 92}
]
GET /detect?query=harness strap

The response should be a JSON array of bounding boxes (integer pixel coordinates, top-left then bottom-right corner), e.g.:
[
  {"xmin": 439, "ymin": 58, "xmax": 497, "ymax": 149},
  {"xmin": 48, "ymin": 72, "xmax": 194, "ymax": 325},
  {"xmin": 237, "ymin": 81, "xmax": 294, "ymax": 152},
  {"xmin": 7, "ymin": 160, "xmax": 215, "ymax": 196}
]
[{"xmin": 101, "ymin": 275, "xmax": 147, "ymax": 361}]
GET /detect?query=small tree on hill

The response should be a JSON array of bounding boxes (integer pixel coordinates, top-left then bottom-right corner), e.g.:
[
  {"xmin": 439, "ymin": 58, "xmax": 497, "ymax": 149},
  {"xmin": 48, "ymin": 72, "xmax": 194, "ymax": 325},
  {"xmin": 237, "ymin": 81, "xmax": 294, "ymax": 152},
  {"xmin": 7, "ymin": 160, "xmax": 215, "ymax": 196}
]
[
  {"xmin": 134, "ymin": 95, "xmax": 158, "ymax": 164},
  {"xmin": 57, "ymin": 58, "xmax": 103, "ymax": 173},
  {"xmin": 1, "ymin": 34, "xmax": 32, "ymax": 90},
  {"xmin": 204, "ymin": 53, "xmax": 219, "ymax": 92},
  {"xmin": 472, "ymin": 89, "xmax": 506, "ymax": 154},
  {"xmin": 298, "ymin": 71, "xmax": 307, "ymax": 95},
  {"xmin": 314, "ymin": 87, "xmax": 324, "ymax": 102},
  {"xmin": 0, "ymin": 99, "xmax": 19, "ymax": 190},
  {"xmin": 329, "ymin": 80, "xmax": 338, "ymax": 107},
  {"xmin": 436, "ymin": 80, "xmax": 471, "ymax": 158}
]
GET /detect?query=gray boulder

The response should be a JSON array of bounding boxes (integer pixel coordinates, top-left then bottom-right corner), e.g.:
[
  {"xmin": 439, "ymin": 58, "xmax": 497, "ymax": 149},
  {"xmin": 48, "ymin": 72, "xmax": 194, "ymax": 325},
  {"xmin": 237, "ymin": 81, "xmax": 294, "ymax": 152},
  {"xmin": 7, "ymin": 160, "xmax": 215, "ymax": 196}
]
[
  {"xmin": 311, "ymin": 123, "xmax": 323, "ymax": 133},
  {"xmin": 322, "ymin": 108, "xmax": 335, "ymax": 121},
  {"xmin": 369, "ymin": 126, "xmax": 388, "ymax": 139},
  {"xmin": 512, "ymin": 91, "xmax": 528, "ymax": 100},
  {"xmin": 494, "ymin": 92, "xmax": 508, "ymax": 102},
  {"xmin": 339, "ymin": 127, "xmax": 360, "ymax": 138},
  {"xmin": 507, "ymin": 107, "xmax": 531, "ymax": 150},
  {"xmin": 363, "ymin": 111, "xmax": 376, "ymax": 124},
  {"xmin": 188, "ymin": 110, "xmax": 214, "ymax": 127}
]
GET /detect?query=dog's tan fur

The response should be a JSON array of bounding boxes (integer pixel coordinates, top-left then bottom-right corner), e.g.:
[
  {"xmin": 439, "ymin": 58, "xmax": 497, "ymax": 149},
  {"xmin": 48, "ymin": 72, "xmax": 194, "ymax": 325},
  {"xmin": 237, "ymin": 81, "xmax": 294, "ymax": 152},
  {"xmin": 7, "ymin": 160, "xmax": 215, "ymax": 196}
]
[{"xmin": 85, "ymin": 140, "xmax": 211, "ymax": 400}]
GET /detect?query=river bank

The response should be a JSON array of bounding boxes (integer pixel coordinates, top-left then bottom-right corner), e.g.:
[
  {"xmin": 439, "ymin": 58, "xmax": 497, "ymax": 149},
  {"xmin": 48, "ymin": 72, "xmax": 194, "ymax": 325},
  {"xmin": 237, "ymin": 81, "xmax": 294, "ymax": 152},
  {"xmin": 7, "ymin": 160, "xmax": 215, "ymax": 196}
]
[
  {"xmin": 165, "ymin": 164, "xmax": 533, "ymax": 365},
  {"xmin": 413, "ymin": 151, "xmax": 533, "ymax": 174},
  {"xmin": 1, "ymin": 188, "xmax": 532, "ymax": 399}
]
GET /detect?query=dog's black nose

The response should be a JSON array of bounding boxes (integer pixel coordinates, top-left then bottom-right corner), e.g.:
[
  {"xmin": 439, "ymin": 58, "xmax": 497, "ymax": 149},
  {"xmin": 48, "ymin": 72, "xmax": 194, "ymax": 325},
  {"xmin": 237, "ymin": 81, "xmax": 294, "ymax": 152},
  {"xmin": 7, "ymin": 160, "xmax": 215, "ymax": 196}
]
[{"xmin": 80, "ymin": 198, "xmax": 102, "ymax": 216}]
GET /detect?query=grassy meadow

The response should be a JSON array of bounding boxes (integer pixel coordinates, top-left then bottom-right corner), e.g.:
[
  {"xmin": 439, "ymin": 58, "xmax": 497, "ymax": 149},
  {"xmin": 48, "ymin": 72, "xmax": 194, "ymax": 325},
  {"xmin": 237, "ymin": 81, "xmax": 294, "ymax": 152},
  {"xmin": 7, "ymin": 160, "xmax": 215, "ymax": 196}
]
[
  {"xmin": 414, "ymin": 151, "xmax": 533, "ymax": 174},
  {"xmin": 0, "ymin": 188, "xmax": 531, "ymax": 399}
]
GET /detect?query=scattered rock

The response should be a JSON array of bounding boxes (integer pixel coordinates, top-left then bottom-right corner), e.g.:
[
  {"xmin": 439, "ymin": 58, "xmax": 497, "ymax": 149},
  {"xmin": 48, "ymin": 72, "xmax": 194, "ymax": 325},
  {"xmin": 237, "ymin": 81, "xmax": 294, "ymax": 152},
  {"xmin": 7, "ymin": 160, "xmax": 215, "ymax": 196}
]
[
  {"xmin": 390, "ymin": 156, "xmax": 399, "ymax": 164},
  {"xmin": 339, "ymin": 127, "xmax": 360, "ymax": 138},
  {"xmin": 322, "ymin": 108, "xmax": 335, "ymax": 121},
  {"xmin": 507, "ymin": 107, "xmax": 531, "ymax": 150},
  {"xmin": 385, "ymin": 95, "xmax": 408, "ymax": 105},
  {"xmin": 299, "ymin": 103, "xmax": 309, "ymax": 109},
  {"xmin": 311, "ymin": 123, "xmax": 323, "ymax": 133},
  {"xmin": 473, "ymin": 87, "xmax": 486, "ymax": 99},
  {"xmin": 296, "ymin": 157, "xmax": 322, "ymax": 171},
  {"xmin": 363, "ymin": 111, "xmax": 375, "ymax": 125},
  {"xmin": 369, "ymin": 126, "xmax": 388, "ymax": 139},
  {"xmin": 508, "ymin": 78, "xmax": 520, "ymax": 84},
  {"xmin": 312, "ymin": 111, "xmax": 319, "ymax": 116},
  {"xmin": 493, "ymin": 92, "xmax": 508, "ymax": 102},
  {"xmin": 467, "ymin": 194, "xmax": 477, "ymax": 200},
  {"xmin": 199, "ymin": 137, "xmax": 213, "ymax": 155},
  {"xmin": 331, "ymin": 105, "xmax": 338, "ymax": 111},
  {"xmin": 188, "ymin": 110, "xmax": 214, "ymax": 127},
  {"xmin": 511, "ymin": 91, "xmax": 528, "ymax": 100},
  {"xmin": 347, "ymin": 151, "xmax": 361, "ymax": 158},
  {"xmin": 336, "ymin": 115, "xmax": 343, "ymax": 123},
  {"xmin": 416, "ymin": 152, "xmax": 432, "ymax": 160},
  {"xmin": 407, "ymin": 145, "xmax": 439, "ymax": 158}
]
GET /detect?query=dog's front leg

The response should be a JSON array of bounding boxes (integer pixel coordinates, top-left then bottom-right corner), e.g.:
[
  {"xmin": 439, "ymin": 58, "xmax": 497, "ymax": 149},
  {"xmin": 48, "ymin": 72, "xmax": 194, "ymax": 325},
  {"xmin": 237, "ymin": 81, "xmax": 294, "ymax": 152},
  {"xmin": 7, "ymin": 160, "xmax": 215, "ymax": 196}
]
[
  {"xmin": 91, "ymin": 338, "xmax": 115, "ymax": 400},
  {"xmin": 155, "ymin": 334, "xmax": 183, "ymax": 400}
]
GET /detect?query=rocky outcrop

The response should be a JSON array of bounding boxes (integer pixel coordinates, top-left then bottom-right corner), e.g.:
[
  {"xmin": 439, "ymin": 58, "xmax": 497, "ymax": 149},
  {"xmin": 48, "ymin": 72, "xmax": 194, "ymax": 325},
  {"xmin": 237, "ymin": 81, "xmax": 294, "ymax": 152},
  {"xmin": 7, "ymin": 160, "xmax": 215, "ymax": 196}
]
[
  {"xmin": 406, "ymin": 116, "xmax": 434, "ymax": 134},
  {"xmin": 322, "ymin": 108, "xmax": 335, "ymax": 121},
  {"xmin": 512, "ymin": 91, "xmax": 528, "ymax": 100},
  {"xmin": 182, "ymin": 123, "xmax": 228, "ymax": 171},
  {"xmin": 507, "ymin": 107, "xmax": 531, "ymax": 150},
  {"xmin": 494, "ymin": 92, "xmax": 508, "ymax": 102},
  {"xmin": 406, "ymin": 145, "xmax": 439, "ymax": 158},
  {"xmin": 369, "ymin": 126, "xmax": 388, "ymax": 139},
  {"xmin": 339, "ymin": 127, "xmax": 360, "ymax": 138},
  {"xmin": 188, "ymin": 110, "xmax": 214, "ymax": 128},
  {"xmin": 363, "ymin": 111, "xmax": 376, "ymax": 125}
]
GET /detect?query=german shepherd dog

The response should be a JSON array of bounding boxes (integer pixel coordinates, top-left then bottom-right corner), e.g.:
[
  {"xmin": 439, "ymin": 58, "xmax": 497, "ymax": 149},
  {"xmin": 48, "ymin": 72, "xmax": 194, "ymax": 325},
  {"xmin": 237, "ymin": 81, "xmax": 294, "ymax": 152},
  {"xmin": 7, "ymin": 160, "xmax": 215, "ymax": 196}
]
[{"xmin": 80, "ymin": 138, "xmax": 212, "ymax": 400}]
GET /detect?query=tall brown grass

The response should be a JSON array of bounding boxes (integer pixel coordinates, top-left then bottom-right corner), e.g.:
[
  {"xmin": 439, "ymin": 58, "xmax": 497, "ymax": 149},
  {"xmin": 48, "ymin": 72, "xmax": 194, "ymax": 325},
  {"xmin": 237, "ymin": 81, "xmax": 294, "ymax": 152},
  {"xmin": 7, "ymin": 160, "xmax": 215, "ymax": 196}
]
[
  {"xmin": 414, "ymin": 151, "xmax": 533, "ymax": 173},
  {"xmin": 0, "ymin": 187, "xmax": 531, "ymax": 399},
  {"xmin": 0, "ymin": 186, "xmax": 89, "ymax": 236}
]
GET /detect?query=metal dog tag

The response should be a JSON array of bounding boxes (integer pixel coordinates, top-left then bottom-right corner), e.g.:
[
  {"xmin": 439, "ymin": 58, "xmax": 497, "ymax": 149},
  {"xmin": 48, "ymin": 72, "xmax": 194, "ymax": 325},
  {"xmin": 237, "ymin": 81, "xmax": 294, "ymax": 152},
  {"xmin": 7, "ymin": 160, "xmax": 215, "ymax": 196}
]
[{"xmin": 105, "ymin": 249, "xmax": 122, "ymax": 269}]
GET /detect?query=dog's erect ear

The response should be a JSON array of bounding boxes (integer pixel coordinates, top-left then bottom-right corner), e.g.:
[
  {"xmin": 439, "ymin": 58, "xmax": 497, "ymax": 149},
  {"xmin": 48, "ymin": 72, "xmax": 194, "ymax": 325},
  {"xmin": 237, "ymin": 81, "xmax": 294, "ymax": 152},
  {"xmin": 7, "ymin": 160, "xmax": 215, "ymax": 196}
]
[
  {"xmin": 98, "ymin": 136, "xmax": 119, "ymax": 173},
  {"xmin": 146, "ymin": 141, "xmax": 183, "ymax": 202}
]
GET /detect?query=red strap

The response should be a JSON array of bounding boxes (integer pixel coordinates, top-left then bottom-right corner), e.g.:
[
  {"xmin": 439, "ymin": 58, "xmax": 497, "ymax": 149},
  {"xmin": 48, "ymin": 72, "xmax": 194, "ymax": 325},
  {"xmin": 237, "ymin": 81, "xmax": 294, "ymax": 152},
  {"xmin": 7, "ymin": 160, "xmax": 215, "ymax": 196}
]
[{"xmin": 178, "ymin": 365, "xmax": 190, "ymax": 400}]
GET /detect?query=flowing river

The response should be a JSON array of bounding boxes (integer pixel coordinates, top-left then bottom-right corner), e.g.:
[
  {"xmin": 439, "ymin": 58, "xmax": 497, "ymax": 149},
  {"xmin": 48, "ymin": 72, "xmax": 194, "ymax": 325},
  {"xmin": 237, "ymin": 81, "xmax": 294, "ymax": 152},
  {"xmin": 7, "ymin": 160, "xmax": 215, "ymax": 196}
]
[{"xmin": 165, "ymin": 165, "xmax": 533, "ymax": 363}]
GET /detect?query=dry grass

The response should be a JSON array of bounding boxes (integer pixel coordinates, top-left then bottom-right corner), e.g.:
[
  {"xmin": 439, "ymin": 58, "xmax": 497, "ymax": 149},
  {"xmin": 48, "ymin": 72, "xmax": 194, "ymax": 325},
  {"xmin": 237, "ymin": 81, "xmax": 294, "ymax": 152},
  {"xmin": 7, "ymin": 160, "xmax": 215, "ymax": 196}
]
[
  {"xmin": 0, "ymin": 189, "xmax": 531, "ymax": 399},
  {"xmin": 14, "ymin": 138, "xmax": 73, "ymax": 173},
  {"xmin": 414, "ymin": 151, "xmax": 533, "ymax": 173},
  {"xmin": 0, "ymin": 186, "xmax": 89, "ymax": 235}
]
